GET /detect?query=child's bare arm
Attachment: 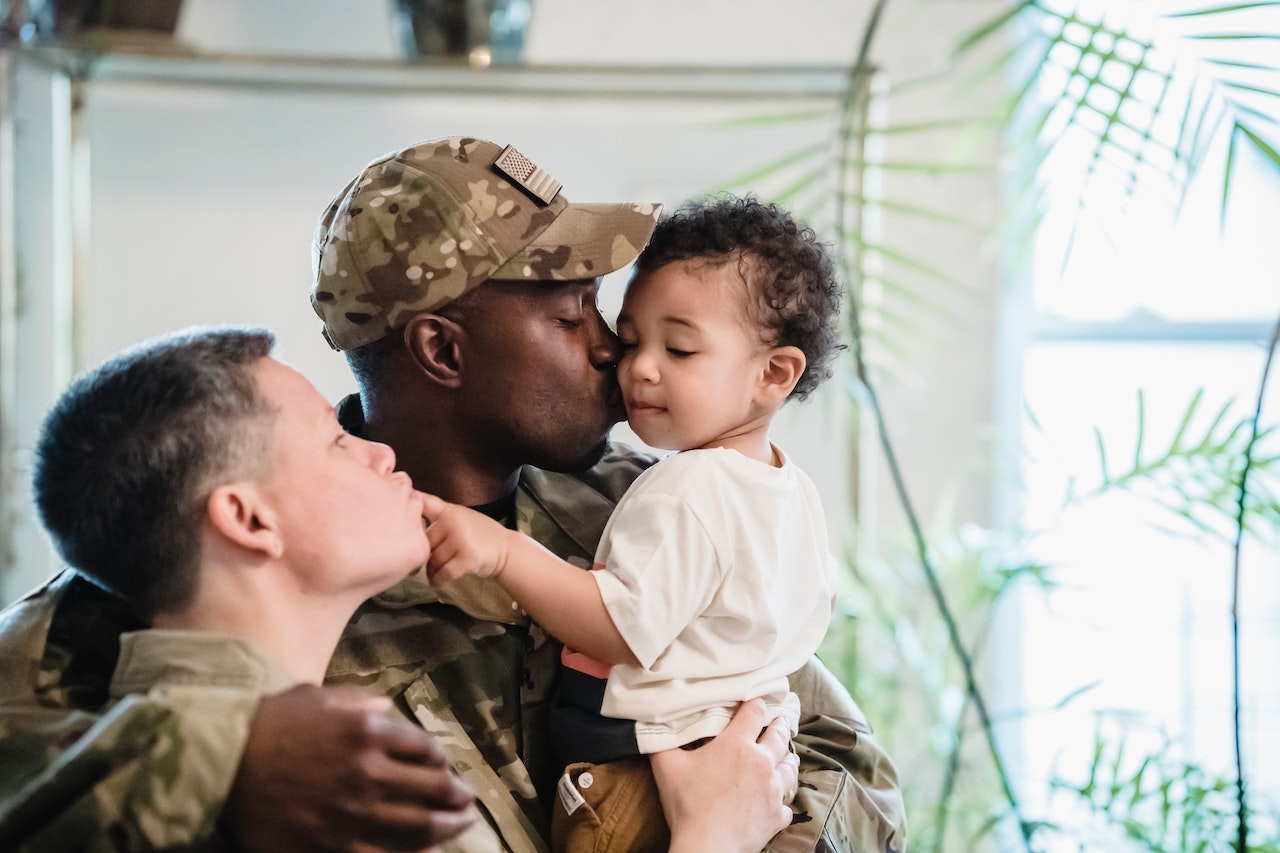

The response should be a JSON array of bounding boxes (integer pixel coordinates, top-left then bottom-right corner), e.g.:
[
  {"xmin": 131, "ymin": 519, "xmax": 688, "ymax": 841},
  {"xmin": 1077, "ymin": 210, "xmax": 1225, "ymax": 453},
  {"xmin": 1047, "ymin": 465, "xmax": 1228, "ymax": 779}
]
[
  {"xmin": 419, "ymin": 493, "xmax": 509, "ymax": 580},
  {"xmin": 421, "ymin": 494, "xmax": 637, "ymax": 666}
]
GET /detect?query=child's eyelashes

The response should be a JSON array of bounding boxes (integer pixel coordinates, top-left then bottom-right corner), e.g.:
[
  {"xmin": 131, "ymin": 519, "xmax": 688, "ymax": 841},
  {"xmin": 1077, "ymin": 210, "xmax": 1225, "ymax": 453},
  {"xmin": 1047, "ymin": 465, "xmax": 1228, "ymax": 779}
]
[{"xmin": 617, "ymin": 341, "xmax": 693, "ymax": 358}]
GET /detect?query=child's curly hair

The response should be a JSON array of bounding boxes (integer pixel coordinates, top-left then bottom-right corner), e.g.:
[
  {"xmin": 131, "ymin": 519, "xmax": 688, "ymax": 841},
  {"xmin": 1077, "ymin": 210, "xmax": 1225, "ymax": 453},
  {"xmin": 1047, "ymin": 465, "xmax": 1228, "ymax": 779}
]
[{"xmin": 633, "ymin": 195, "xmax": 844, "ymax": 401}]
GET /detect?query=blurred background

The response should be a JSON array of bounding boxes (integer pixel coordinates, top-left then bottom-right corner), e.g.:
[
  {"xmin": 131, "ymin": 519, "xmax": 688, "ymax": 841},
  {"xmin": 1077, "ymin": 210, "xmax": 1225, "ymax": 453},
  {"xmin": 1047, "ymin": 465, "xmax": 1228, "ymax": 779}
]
[{"xmin": 1, "ymin": 0, "xmax": 1278, "ymax": 848}]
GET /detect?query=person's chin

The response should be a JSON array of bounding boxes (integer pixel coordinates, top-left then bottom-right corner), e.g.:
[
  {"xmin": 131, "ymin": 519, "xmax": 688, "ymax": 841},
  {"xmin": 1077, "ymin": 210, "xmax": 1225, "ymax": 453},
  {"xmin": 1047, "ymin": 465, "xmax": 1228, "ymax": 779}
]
[
  {"xmin": 531, "ymin": 406, "xmax": 616, "ymax": 473},
  {"xmin": 562, "ymin": 435, "xmax": 612, "ymax": 473}
]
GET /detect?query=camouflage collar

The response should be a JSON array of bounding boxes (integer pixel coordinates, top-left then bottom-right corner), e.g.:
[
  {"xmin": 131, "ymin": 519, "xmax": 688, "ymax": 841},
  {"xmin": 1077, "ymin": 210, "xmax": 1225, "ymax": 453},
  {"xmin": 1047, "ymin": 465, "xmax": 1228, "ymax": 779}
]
[
  {"xmin": 109, "ymin": 630, "xmax": 297, "ymax": 698},
  {"xmin": 515, "ymin": 466, "xmax": 617, "ymax": 563}
]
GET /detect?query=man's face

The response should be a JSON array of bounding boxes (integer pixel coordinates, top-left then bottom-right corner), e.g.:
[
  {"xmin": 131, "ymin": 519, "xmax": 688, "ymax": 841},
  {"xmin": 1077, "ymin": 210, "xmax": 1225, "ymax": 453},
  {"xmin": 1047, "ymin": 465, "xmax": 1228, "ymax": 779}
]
[
  {"xmin": 253, "ymin": 358, "xmax": 430, "ymax": 596},
  {"xmin": 455, "ymin": 278, "xmax": 624, "ymax": 473}
]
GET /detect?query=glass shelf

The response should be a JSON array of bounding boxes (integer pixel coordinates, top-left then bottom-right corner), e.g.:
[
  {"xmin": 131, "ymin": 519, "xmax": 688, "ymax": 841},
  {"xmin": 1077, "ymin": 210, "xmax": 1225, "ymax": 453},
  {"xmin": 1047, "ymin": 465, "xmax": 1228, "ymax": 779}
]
[{"xmin": 4, "ymin": 42, "xmax": 852, "ymax": 100}]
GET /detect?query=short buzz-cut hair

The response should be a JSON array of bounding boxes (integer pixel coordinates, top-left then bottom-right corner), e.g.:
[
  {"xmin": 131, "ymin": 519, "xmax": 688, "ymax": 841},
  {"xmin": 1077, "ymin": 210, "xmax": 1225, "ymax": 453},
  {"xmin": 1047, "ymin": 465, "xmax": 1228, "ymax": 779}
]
[
  {"xmin": 632, "ymin": 195, "xmax": 844, "ymax": 401},
  {"xmin": 32, "ymin": 326, "xmax": 277, "ymax": 621}
]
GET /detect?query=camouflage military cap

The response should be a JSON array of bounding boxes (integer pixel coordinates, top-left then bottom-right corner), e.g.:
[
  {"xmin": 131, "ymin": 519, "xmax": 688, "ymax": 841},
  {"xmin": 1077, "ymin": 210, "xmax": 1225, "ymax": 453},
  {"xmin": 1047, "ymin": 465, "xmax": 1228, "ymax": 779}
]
[{"xmin": 311, "ymin": 135, "xmax": 662, "ymax": 351}]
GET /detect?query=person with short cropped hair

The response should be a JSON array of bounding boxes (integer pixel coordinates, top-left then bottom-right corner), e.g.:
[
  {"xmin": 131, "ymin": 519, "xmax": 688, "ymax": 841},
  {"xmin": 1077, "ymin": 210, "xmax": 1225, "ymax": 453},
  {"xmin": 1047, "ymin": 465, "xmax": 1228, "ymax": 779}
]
[
  {"xmin": 20, "ymin": 326, "xmax": 478, "ymax": 850},
  {"xmin": 34, "ymin": 329, "xmax": 277, "ymax": 623}
]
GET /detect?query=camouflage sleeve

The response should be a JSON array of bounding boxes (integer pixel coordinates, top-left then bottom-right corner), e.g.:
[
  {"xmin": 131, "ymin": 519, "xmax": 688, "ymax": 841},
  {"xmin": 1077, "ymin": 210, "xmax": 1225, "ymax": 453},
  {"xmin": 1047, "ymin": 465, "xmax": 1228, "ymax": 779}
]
[
  {"xmin": 0, "ymin": 574, "xmax": 243, "ymax": 851},
  {"xmin": 0, "ymin": 687, "xmax": 253, "ymax": 851},
  {"xmin": 767, "ymin": 657, "xmax": 907, "ymax": 853}
]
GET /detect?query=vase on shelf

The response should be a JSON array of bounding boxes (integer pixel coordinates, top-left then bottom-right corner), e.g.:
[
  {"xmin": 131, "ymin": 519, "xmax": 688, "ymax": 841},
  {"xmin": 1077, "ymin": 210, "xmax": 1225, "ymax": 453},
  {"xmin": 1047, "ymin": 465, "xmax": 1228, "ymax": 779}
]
[
  {"xmin": 2, "ymin": 0, "xmax": 184, "ymax": 46},
  {"xmin": 391, "ymin": 0, "xmax": 533, "ymax": 68}
]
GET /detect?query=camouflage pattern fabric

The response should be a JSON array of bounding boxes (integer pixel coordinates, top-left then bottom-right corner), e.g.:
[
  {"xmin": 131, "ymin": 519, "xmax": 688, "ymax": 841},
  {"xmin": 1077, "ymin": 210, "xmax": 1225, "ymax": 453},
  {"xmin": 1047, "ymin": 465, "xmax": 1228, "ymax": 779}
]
[
  {"xmin": 0, "ymin": 413, "xmax": 906, "ymax": 851},
  {"xmin": 311, "ymin": 136, "xmax": 661, "ymax": 351},
  {"xmin": 0, "ymin": 617, "xmax": 272, "ymax": 852}
]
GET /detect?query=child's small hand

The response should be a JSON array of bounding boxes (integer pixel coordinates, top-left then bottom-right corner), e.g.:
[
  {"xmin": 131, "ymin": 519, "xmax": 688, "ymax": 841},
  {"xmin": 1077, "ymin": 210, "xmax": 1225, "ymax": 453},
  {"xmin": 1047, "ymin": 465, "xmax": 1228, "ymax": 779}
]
[{"xmin": 420, "ymin": 493, "xmax": 511, "ymax": 586}]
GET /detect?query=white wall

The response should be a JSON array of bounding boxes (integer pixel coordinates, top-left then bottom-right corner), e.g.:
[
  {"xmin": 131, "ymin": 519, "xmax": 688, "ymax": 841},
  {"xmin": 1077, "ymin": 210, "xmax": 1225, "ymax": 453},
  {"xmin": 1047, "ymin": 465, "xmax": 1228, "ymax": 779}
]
[{"xmin": 2, "ymin": 0, "xmax": 1004, "ymax": 618}]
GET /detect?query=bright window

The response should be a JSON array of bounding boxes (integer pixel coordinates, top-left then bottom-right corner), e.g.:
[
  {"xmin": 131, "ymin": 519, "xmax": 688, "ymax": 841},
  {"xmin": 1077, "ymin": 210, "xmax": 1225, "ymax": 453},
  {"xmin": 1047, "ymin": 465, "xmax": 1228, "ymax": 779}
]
[{"xmin": 1003, "ymin": 0, "xmax": 1280, "ymax": 843}]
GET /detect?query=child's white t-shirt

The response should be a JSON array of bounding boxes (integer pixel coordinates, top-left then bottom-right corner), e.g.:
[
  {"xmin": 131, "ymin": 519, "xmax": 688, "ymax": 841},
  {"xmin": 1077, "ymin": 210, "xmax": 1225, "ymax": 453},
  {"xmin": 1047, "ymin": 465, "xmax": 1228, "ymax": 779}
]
[{"xmin": 577, "ymin": 444, "xmax": 837, "ymax": 755}]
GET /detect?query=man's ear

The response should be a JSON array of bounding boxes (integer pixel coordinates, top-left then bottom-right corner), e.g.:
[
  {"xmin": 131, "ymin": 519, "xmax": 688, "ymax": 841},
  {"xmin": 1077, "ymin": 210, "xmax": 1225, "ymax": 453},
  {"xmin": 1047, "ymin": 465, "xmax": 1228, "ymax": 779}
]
[
  {"xmin": 404, "ymin": 314, "xmax": 464, "ymax": 389},
  {"xmin": 756, "ymin": 345, "xmax": 806, "ymax": 407},
  {"xmin": 206, "ymin": 484, "xmax": 283, "ymax": 560}
]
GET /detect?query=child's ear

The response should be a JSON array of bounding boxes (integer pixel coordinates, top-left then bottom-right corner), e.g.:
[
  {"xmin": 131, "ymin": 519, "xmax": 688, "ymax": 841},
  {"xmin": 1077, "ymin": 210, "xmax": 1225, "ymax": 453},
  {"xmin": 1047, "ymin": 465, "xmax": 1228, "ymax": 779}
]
[
  {"xmin": 206, "ymin": 484, "xmax": 283, "ymax": 560},
  {"xmin": 404, "ymin": 314, "xmax": 464, "ymax": 389},
  {"xmin": 757, "ymin": 345, "xmax": 806, "ymax": 406}
]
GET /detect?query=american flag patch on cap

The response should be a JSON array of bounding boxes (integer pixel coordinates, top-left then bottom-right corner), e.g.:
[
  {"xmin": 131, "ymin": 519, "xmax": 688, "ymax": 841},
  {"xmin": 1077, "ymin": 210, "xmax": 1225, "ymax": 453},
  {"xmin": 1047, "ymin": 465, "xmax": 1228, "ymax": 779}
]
[{"xmin": 493, "ymin": 144, "xmax": 563, "ymax": 205}]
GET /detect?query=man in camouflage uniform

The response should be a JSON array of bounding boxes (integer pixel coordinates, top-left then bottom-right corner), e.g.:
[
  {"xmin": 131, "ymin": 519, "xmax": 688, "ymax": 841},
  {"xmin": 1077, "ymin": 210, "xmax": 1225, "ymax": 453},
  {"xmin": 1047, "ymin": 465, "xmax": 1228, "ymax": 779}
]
[{"xmin": 0, "ymin": 136, "xmax": 905, "ymax": 851}]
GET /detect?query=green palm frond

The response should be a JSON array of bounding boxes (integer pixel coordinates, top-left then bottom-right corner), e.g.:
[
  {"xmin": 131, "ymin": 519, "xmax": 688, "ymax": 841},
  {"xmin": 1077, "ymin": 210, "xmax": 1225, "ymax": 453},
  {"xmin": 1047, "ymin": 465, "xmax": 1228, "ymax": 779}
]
[
  {"xmin": 960, "ymin": 0, "xmax": 1280, "ymax": 254},
  {"xmin": 842, "ymin": 191, "xmax": 989, "ymax": 229},
  {"xmin": 716, "ymin": 142, "xmax": 828, "ymax": 190},
  {"xmin": 1049, "ymin": 721, "xmax": 1280, "ymax": 851},
  {"xmin": 1088, "ymin": 388, "xmax": 1280, "ymax": 537}
]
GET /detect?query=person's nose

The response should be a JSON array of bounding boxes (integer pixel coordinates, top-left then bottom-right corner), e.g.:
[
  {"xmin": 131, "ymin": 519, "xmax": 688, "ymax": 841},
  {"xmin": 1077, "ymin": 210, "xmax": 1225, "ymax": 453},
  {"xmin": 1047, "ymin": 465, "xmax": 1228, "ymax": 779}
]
[
  {"xmin": 360, "ymin": 437, "xmax": 397, "ymax": 475},
  {"xmin": 587, "ymin": 310, "xmax": 621, "ymax": 369},
  {"xmin": 626, "ymin": 347, "xmax": 659, "ymax": 384}
]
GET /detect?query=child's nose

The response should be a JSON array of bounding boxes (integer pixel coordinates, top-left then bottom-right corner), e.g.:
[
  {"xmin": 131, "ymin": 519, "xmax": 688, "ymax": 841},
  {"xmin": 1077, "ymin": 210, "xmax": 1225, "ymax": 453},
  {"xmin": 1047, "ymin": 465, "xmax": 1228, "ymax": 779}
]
[{"xmin": 627, "ymin": 350, "xmax": 659, "ymax": 382}]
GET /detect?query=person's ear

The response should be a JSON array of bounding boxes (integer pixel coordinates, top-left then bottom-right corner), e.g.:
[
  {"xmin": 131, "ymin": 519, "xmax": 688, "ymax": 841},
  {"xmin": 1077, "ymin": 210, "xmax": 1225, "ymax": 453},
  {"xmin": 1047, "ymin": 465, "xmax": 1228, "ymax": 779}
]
[
  {"xmin": 756, "ymin": 345, "xmax": 806, "ymax": 407},
  {"xmin": 404, "ymin": 313, "xmax": 464, "ymax": 389},
  {"xmin": 206, "ymin": 484, "xmax": 283, "ymax": 560}
]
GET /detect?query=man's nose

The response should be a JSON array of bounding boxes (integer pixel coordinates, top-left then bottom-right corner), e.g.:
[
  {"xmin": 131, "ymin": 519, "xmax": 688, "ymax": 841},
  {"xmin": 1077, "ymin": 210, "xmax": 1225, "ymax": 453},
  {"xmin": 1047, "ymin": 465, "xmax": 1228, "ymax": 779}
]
[{"xmin": 588, "ymin": 312, "xmax": 621, "ymax": 369}]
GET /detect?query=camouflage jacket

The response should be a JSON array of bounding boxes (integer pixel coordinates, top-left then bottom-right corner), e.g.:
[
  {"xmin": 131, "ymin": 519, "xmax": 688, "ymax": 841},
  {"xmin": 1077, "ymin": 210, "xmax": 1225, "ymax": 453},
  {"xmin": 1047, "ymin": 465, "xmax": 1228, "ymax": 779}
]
[
  {"xmin": 0, "ymin": 436, "xmax": 905, "ymax": 851},
  {"xmin": 24, "ymin": 630, "xmax": 296, "ymax": 850}
]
